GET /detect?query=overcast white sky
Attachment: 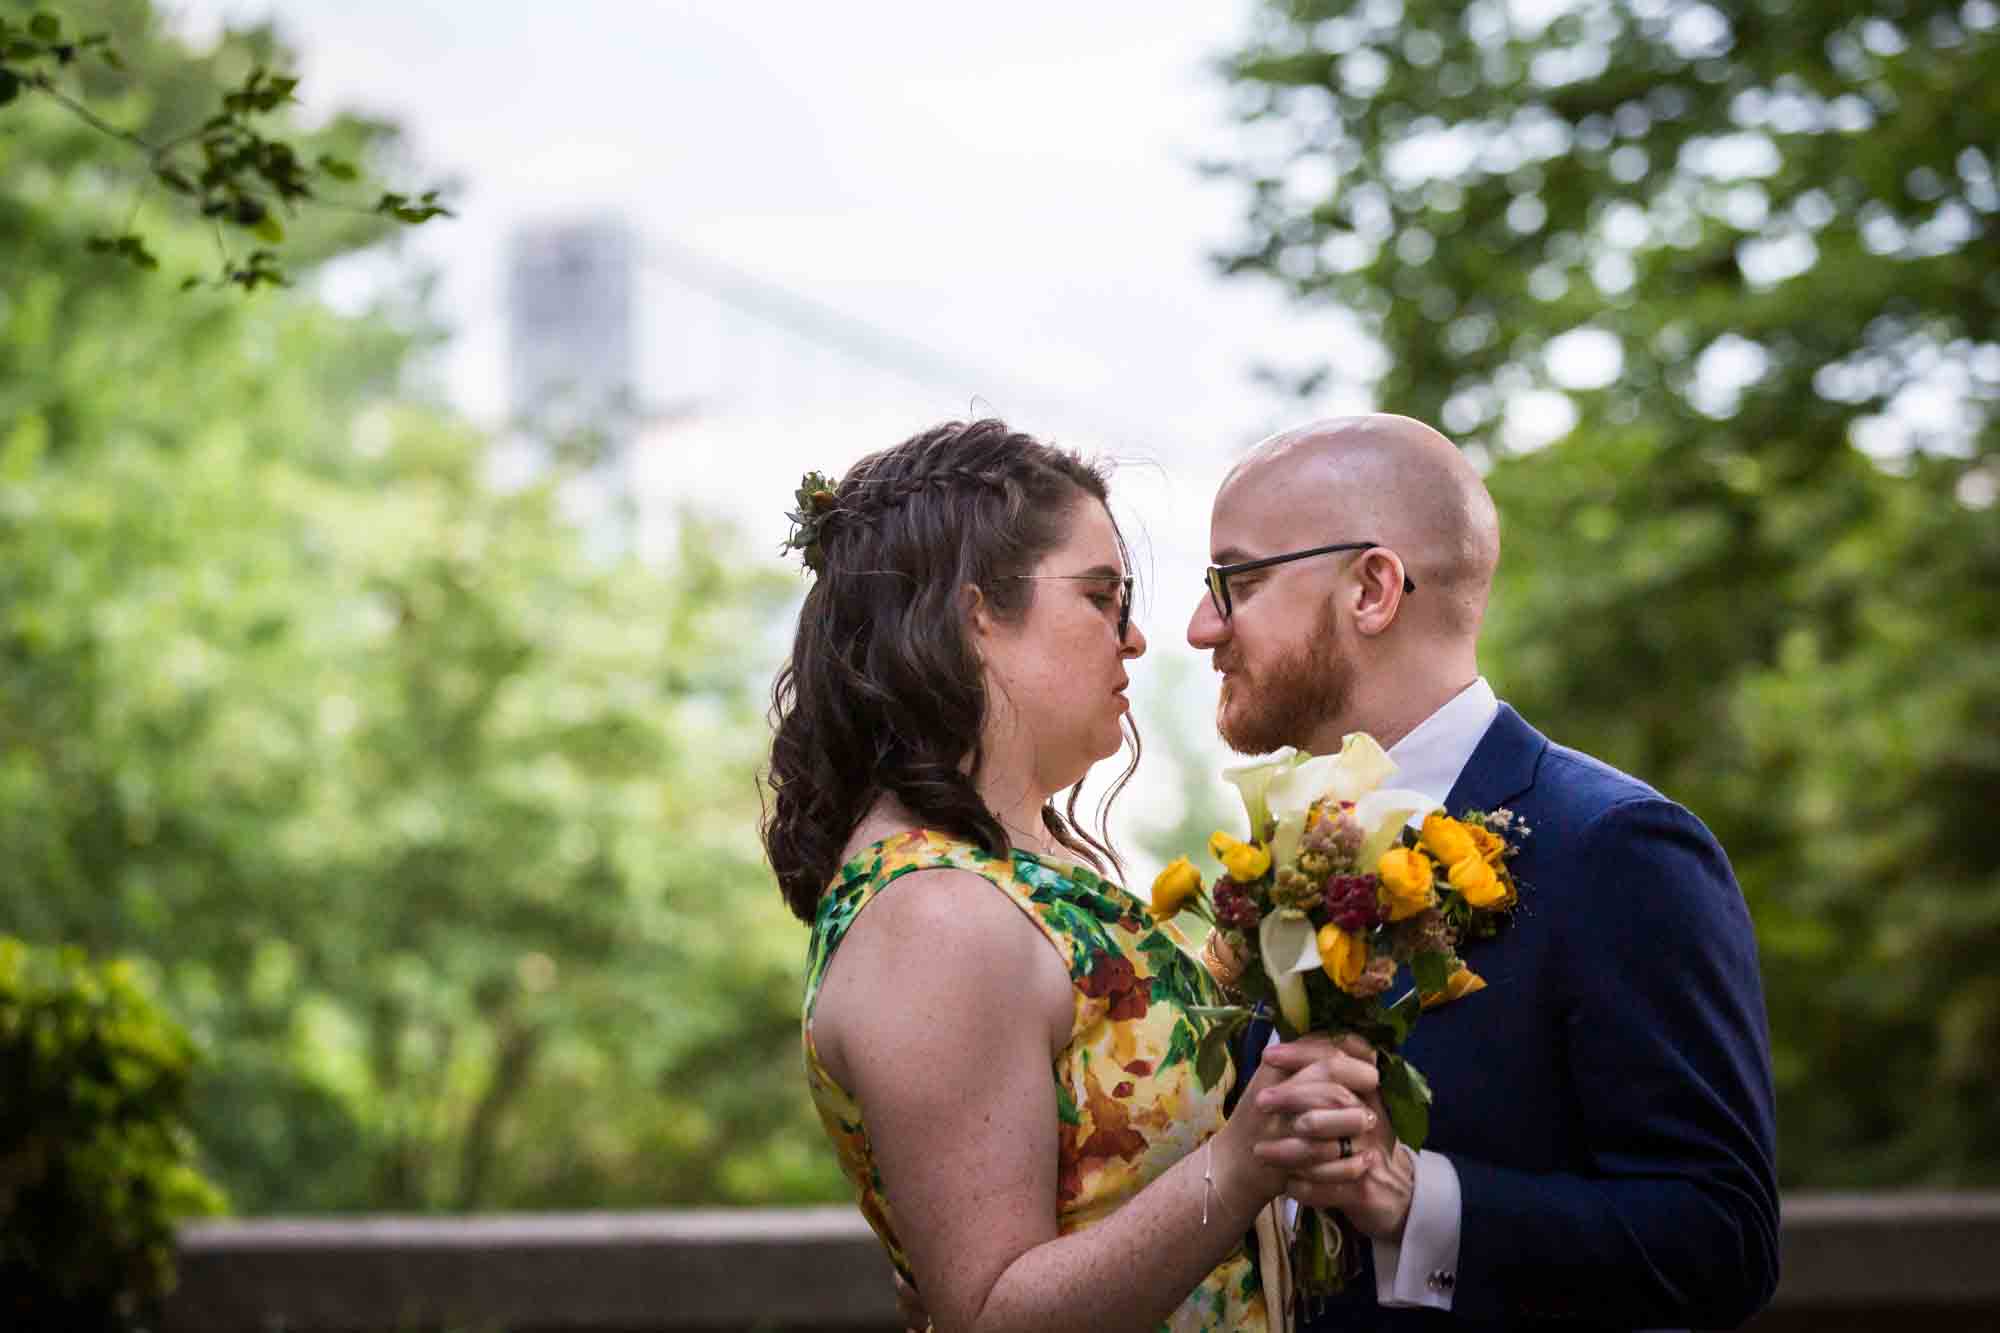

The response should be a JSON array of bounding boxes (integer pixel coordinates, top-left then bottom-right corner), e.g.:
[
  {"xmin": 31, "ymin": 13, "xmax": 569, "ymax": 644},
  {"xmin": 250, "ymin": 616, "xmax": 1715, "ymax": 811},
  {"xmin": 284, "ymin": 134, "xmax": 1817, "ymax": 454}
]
[
  {"xmin": 167, "ymin": 0, "xmax": 1385, "ymax": 870},
  {"xmin": 171, "ymin": 0, "xmax": 1365, "ymax": 446}
]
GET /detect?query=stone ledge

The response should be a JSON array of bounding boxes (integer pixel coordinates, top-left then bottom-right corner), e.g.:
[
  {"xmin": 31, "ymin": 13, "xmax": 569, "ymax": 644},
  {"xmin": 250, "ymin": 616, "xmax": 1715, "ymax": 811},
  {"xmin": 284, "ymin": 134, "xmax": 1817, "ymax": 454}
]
[
  {"xmin": 170, "ymin": 1206, "xmax": 897, "ymax": 1331},
  {"xmin": 165, "ymin": 1193, "xmax": 2000, "ymax": 1331},
  {"xmin": 1773, "ymin": 1192, "xmax": 2000, "ymax": 1307}
]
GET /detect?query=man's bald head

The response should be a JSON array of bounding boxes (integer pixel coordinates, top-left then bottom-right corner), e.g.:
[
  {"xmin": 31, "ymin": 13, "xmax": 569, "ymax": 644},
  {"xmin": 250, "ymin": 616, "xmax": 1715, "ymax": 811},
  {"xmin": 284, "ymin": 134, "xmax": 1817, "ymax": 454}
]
[{"xmin": 1220, "ymin": 414, "xmax": 1500, "ymax": 639}]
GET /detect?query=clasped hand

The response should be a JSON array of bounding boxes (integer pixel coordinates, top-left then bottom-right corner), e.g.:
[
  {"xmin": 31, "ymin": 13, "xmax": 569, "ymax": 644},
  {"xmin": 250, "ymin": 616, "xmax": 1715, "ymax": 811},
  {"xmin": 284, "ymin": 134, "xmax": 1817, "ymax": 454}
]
[{"xmin": 1248, "ymin": 1033, "xmax": 1414, "ymax": 1242}]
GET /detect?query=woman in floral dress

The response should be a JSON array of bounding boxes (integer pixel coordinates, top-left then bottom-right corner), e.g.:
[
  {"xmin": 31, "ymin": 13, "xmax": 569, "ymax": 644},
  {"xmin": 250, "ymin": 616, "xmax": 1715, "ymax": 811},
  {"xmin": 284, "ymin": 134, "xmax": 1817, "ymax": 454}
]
[{"xmin": 762, "ymin": 420, "xmax": 1382, "ymax": 1333}]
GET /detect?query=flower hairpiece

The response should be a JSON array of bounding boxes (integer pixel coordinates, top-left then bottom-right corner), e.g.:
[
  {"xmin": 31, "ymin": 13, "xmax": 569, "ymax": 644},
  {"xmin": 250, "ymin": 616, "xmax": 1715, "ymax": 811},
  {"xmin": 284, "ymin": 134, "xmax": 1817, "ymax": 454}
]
[{"xmin": 781, "ymin": 470, "xmax": 841, "ymax": 573}]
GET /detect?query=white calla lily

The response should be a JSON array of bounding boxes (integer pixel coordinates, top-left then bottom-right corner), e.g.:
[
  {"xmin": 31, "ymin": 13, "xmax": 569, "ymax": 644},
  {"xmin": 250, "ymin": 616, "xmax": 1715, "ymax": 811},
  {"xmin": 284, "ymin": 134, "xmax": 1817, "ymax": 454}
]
[
  {"xmin": 1267, "ymin": 752, "xmax": 1340, "ymax": 819},
  {"xmin": 1353, "ymin": 788, "xmax": 1443, "ymax": 865},
  {"xmin": 1325, "ymin": 733, "xmax": 1398, "ymax": 801},
  {"xmin": 1266, "ymin": 751, "xmax": 1342, "ymax": 866},
  {"xmin": 1258, "ymin": 908, "xmax": 1324, "ymax": 1032},
  {"xmin": 1272, "ymin": 972, "xmax": 1309, "ymax": 1034},
  {"xmin": 1259, "ymin": 909, "xmax": 1327, "ymax": 976},
  {"xmin": 1221, "ymin": 749, "xmax": 1300, "ymax": 839},
  {"xmin": 1264, "ymin": 734, "xmax": 1403, "ymax": 866},
  {"xmin": 1256, "ymin": 908, "xmax": 1304, "ymax": 1032}
]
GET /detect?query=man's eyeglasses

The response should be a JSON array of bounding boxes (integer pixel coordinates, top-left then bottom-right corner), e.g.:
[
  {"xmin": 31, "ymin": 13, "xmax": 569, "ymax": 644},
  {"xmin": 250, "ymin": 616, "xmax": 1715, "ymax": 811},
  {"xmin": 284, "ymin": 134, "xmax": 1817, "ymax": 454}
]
[
  {"xmin": 1001, "ymin": 574, "xmax": 1134, "ymax": 643},
  {"xmin": 1203, "ymin": 541, "xmax": 1415, "ymax": 620}
]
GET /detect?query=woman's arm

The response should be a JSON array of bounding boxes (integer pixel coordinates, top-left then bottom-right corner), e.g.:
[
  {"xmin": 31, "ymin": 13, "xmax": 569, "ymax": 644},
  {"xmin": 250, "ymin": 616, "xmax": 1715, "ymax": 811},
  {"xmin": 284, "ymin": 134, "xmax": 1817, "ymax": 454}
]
[{"xmin": 815, "ymin": 868, "xmax": 1379, "ymax": 1333}]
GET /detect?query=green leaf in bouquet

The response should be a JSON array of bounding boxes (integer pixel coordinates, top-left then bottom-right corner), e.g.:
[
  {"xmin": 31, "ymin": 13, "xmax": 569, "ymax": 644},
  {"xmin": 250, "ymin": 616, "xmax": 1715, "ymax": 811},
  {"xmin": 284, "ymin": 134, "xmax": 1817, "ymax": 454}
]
[
  {"xmin": 1195, "ymin": 1019, "xmax": 1232, "ymax": 1092},
  {"xmin": 1382, "ymin": 988, "xmax": 1420, "ymax": 1045},
  {"xmin": 1378, "ymin": 1050, "xmax": 1433, "ymax": 1150},
  {"xmin": 1412, "ymin": 949, "xmax": 1452, "ymax": 997},
  {"xmin": 1190, "ymin": 1006, "xmax": 1251, "ymax": 1091},
  {"xmin": 1347, "ymin": 1014, "xmax": 1406, "ymax": 1051},
  {"xmin": 1163, "ymin": 1017, "xmax": 1200, "ymax": 1072},
  {"xmin": 1231, "ymin": 957, "xmax": 1278, "ymax": 1010}
]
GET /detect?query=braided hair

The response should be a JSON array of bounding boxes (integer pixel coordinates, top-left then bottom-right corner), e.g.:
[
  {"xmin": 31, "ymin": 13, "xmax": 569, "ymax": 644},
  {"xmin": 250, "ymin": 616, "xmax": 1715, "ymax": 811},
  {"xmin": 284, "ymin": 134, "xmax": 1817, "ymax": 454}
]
[{"xmin": 762, "ymin": 419, "xmax": 1139, "ymax": 922}]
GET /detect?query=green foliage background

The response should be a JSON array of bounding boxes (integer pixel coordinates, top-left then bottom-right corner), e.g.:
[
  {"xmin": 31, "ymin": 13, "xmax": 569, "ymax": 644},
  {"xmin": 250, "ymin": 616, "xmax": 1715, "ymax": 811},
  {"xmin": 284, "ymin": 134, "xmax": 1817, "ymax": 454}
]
[
  {"xmin": 1, "ymin": 938, "xmax": 224, "ymax": 1327},
  {"xmin": 2, "ymin": 0, "xmax": 840, "ymax": 1213},
  {"xmin": 1211, "ymin": 0, "xmax": 1999, "ymax": 1185},
  {"xmin": 3, "ymin": 0, "xmax": 1995, "ymax": 1221}
]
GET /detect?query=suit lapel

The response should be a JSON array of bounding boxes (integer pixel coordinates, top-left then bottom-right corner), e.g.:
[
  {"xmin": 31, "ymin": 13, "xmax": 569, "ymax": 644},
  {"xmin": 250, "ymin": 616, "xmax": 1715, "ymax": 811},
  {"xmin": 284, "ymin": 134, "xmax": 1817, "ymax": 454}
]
[
  {"xmin": 1442, "ymin": 702, "xmax": 1546, "ymax": 816},
  {"xmin": 1371, "ymin": 706, "xmax": 1546, "ymax": 1023}
]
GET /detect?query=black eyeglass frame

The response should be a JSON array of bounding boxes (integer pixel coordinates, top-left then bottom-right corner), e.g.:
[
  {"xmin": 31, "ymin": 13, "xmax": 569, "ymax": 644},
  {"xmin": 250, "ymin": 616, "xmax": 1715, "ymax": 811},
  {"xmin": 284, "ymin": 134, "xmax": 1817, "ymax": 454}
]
[
  {"xmin": 1203, "ymin": 541, "xmax": 1415, "ymax": 620},
  {"xmin": 999, "ymin": 574, "xmax": 1135, "ymax": 644}
]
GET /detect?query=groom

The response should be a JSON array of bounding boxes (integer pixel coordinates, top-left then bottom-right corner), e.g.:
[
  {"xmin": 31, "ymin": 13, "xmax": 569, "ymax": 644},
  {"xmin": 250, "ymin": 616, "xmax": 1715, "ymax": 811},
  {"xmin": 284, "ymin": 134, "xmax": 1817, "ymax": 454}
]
[{"xmin": 1205, "ymin": 415, "xmax": 1779, "ymax": 1330}]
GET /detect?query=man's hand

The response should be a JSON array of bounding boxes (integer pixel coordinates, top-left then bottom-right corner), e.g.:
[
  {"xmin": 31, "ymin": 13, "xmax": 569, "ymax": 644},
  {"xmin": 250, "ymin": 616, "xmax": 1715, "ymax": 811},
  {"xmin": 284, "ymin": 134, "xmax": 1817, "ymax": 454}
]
[{"xmin": 1252, "ymin": 1035, "xmax": 1416, "ymax": 1241}]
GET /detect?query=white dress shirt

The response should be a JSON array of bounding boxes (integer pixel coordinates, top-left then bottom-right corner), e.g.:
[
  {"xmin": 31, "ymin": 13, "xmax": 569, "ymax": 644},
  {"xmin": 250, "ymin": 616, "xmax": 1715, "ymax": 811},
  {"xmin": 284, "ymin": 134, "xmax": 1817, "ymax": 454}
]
[{"xmin": 1272, "ymin": 678, "xmax": 1495, "ymax": 1308}]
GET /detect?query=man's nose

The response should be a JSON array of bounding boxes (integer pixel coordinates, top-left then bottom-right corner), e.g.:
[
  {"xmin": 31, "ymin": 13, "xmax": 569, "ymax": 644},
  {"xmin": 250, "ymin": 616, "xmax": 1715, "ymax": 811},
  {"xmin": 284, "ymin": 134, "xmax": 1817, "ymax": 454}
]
[{"xmin": 1187, "ymin": 594, "xmax": 1227, "ymax": 650}]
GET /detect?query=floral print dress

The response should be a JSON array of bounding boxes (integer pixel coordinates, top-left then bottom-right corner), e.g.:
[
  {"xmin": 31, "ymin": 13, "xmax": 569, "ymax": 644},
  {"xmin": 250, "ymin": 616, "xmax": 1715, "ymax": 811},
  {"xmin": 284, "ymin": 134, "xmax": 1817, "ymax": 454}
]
[{"xmin": 802, "ymin": 830, "xmax": 1269, "ymax": 1333}]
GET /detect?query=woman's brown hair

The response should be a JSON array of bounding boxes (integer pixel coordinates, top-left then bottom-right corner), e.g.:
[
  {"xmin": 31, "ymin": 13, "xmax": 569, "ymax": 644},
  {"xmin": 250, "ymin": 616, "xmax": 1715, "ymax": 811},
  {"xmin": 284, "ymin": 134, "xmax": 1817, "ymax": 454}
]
[{"xmin": 761, "ymin": 419, "xmax": 1139, "ymax": 922}]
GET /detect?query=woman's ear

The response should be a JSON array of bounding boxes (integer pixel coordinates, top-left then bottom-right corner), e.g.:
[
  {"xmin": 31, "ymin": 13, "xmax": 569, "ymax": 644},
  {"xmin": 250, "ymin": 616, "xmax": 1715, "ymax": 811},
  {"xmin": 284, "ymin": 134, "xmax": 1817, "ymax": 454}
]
[{"xmin": 961, "ymin": 582, "xmax": 992, "ymax": 645}]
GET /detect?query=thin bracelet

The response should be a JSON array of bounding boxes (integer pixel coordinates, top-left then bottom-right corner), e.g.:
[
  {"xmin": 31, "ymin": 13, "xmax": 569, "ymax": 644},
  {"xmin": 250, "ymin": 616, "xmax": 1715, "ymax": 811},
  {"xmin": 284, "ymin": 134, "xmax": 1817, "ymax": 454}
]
[{"xmin": 1201, "ymin": 1138, "xmax": 1217, "ymax": 1225}]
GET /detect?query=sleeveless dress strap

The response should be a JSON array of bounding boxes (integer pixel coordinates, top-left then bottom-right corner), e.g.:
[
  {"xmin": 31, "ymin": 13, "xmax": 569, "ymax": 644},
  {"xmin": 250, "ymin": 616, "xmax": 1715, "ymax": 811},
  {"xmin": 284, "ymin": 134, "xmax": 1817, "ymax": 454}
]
[{"xmin": 803, "ymin": 829, "xmax": 1074, "ymax": 1027}]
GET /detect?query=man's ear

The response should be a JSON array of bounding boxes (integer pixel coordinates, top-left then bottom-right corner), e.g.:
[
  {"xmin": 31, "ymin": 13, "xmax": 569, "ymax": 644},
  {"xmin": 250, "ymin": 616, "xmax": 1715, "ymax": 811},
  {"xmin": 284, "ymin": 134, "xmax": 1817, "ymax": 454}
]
[{"xmin": 1350, "ymin": 551, "xmax": 1408, "ymax": 637}]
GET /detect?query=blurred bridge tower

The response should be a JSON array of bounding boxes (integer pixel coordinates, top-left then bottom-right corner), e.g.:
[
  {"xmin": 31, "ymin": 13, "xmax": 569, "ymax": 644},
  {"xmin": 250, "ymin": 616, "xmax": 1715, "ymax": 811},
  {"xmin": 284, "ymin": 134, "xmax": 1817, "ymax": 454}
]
[
  {"xmin": 503, "ymin": 222, "xmax": 1167, "ymax": 566},
  {"xmin": 506, "ymin": 218, "xmax": 639, "ymax": 545}
]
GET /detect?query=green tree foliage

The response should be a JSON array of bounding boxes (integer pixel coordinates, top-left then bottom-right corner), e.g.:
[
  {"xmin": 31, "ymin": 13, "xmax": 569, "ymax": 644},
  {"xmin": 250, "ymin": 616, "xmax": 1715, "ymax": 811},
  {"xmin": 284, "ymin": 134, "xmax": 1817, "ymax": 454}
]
[
  {"xmin": 3, "ymin": 0, "xmax": 841, "ymax": 1211},
  {"xmin": 1, "ymin": 0, "xmax": 449, "ymax": 289},
  {"xmin": 0, "ymin": 937, "xmax": 225, "ymax": 1330},
  {"xmin": 1212, "ymin": 0, "xmax": 1998, "ymax": 1185}
]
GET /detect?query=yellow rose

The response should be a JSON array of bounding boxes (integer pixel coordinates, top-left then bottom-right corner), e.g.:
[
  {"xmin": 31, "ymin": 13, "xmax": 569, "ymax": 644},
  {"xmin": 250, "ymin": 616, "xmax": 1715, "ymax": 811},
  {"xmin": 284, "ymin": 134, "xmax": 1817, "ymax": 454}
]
[
  {"xmin": 1466, "ymin": 823, "xmax": 1506, "ymax": 865},
  {"xmin": 1375, "ymin": 846, "xmax": 1437, "ymax": 921},
  {"xmin": 1208, "ymin": 831, "xmax": 1272, "ymax": 883},
  {"xmin": 1419, "ymin": 813, "xmax": 1477, "ymax": 868},
  {"xmin": 1448, "ymin": 855, "xmax": 1512, "ymax": 909},
  {"xmin": 1317, "ymin": 922, "xmax": 1368, "ymax": 993},
  {"xmin": 1149, "ymin": 856, "xmax": 1203, "ymax": 920},
  {"xmin": 1421, "ymin": 964, "xmax": 1487, "ymax": 1011}
]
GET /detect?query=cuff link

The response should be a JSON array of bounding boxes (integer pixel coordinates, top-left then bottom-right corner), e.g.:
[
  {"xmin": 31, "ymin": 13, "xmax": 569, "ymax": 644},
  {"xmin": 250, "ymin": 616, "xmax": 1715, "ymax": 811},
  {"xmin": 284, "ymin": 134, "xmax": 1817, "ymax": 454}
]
[{"xmin": 1427, "ymin": 1269, "xmax": 1456, "ymax": 1293}]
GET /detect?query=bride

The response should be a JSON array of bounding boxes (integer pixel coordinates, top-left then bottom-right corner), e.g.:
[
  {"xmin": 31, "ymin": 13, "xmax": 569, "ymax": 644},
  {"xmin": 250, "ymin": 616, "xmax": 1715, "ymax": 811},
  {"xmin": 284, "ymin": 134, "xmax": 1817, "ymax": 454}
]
[{"xmin": 762, "ymin": 419, "xmax": 1381, "ymax": 1332}]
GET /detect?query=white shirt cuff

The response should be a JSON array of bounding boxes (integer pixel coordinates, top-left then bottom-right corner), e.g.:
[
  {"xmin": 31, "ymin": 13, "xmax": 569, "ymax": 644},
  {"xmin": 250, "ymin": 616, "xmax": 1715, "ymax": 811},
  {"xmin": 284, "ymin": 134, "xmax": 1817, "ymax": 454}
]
[{"xmin": 1372, "ymin": 1147, "xmax": 1461, "ymax": 1309}]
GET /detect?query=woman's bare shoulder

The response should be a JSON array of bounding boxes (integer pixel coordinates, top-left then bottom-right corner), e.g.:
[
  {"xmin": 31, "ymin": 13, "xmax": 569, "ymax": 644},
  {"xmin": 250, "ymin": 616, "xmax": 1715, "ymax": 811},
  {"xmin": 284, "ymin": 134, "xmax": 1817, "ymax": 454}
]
[{"xmin": 813, "ymin": 859, "xmax": 1070, "ymax": 1085}]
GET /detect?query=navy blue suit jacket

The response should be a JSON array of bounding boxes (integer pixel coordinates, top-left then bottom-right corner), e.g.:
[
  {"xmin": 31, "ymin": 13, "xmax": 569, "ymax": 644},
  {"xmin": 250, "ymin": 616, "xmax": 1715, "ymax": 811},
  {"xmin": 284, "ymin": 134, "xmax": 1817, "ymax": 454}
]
[{"xmin": 1247, "ymin": 705, "xmax": 1779, "ymax": 1332}]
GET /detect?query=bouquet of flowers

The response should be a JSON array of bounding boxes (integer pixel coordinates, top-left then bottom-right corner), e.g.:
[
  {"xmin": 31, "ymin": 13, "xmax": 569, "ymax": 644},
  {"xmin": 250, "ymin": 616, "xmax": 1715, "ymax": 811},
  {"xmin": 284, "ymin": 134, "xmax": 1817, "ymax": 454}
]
[{"xmin": 1149, "ymin": 734, "xmax": 1526, "ymax": 1306}]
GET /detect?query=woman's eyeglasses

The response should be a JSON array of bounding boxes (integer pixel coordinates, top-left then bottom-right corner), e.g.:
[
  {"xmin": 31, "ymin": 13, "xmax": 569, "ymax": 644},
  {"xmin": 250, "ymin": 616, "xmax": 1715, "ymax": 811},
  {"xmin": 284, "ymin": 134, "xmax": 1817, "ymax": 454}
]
[{"xmin": 1001, "ymin": 574, "xmax": 1134, "ymax": 643}]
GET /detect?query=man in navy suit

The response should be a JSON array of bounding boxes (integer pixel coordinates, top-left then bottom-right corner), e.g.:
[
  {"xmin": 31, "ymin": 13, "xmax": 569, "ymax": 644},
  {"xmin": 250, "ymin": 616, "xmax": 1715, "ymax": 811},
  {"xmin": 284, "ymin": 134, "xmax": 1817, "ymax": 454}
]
[{"xmin": 1196, "ymin": 415, "xmax": 1779, "ymax": 1331}]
